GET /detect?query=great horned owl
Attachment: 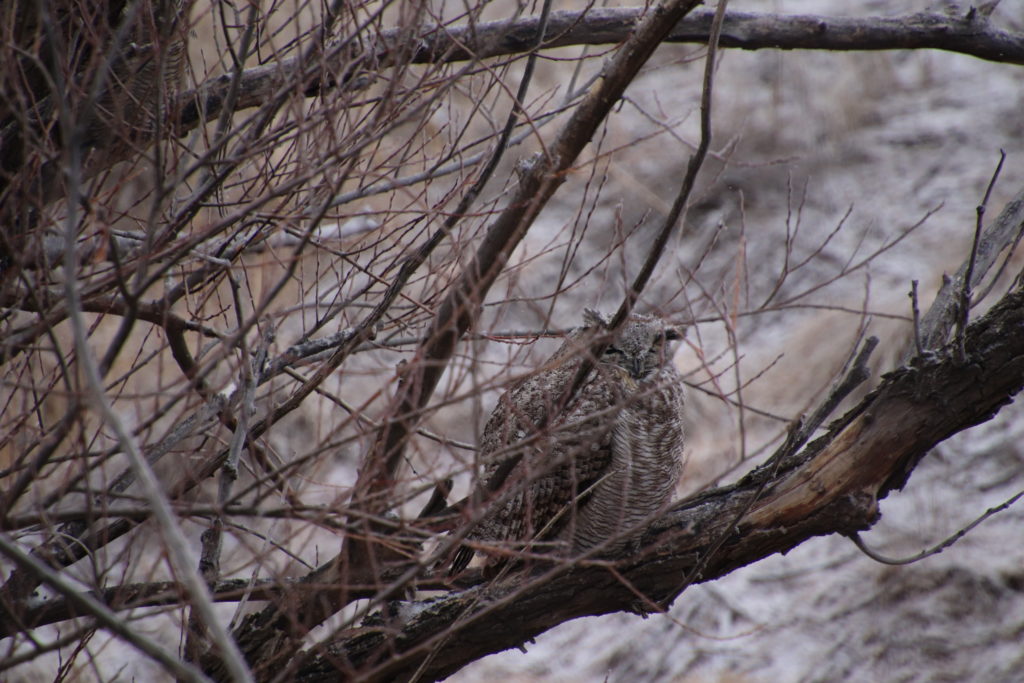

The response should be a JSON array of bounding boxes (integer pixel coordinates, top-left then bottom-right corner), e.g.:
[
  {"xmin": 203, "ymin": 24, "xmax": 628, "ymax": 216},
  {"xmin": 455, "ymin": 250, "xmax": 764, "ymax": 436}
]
[{"xmin": 450, "ymin": 309, "xmax": 686, "ymax": 574}]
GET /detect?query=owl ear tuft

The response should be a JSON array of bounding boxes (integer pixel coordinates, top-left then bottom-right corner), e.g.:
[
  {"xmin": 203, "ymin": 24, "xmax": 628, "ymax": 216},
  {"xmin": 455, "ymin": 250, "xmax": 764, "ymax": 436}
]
[
  {"xmin": 582, "ymin": 308, "xmax": 608, "ymax": 329},
  {"xmin": 664, "ymin": 325, "xmax": 686, "ymax": 341}
]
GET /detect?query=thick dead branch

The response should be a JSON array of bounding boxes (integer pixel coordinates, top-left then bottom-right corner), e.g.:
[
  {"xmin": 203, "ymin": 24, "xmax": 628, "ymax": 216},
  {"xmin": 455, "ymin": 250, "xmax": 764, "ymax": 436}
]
[
  {"xmin": 292, "ymin": 285, "xmax": 1024, "ymax": 682},
  {"xmin": 174, "ymin": 8, "xmax": 1023, "ymax": 145},
  {"xmin": 13, "ymin": 8, "xmax": 1012, "ymax": 197},
  {"xmin": 8, "ymin": 281, "xmax": 1024, "ymax": 676}
]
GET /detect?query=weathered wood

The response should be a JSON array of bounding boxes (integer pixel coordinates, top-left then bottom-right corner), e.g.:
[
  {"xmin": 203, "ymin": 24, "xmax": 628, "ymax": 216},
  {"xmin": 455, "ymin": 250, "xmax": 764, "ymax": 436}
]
[{"xmin": 291, "ymin": 287, "xmax": 1024, "ymax": 682}]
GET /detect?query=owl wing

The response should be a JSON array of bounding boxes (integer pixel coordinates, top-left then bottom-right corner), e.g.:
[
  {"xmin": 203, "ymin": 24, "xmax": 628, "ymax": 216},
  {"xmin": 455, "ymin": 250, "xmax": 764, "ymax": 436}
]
[{"xmin": 451, "ymin": 362, "xmax": 618, "ymax": 573}]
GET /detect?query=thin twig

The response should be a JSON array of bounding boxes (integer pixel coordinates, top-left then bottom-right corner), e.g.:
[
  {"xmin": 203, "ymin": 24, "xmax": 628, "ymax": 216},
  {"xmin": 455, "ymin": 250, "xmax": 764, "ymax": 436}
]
[
  {"xmin": 850, "ymin": 486, "xmax": 1024, "ymax": 565},
  {"xmin": 0, "ymin": 534, "xmax": 209, "ymax": 683},
  {"xmin": 909, "ymin": 179, "xmax": 1024, "ymax": 360},
  {"xmin": 361, "ymin": 0, "xmax": 558, "ymax": 505},
  {"xmin": 956, "ymin": 149, "xmax": 1006, "ymax": 361},
  {"xmin": 562, "ymin": 0, "xmax": 729, "ymax": 429},
  {"xmin": 910, "ymin": 280, "xmax": 923, "ymax": 357},
  {"xmin": 665, "ymin": 331, "xmax": 877, "ymax": 605},
  {"xmin": 56, "ymin": 62, "xmax": 254, "ymax": 683}
]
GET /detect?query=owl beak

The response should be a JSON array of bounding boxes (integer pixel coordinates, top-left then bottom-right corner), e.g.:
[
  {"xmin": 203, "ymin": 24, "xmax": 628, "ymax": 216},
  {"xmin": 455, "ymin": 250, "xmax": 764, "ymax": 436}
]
[{"xmin": 630, "ymin": 357, "xmax": 645, "ymax": 379}]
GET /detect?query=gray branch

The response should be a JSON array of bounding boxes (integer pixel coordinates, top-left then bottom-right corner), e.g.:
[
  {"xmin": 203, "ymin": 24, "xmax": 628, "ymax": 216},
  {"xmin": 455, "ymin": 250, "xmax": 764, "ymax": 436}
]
[
  {"xmin": 294, "ymin": 284, "xmax": 1024, "ymax": 682},
  {"xmin": 177, "ymin": 8, "xmax": 1024, "ymax": 142}
]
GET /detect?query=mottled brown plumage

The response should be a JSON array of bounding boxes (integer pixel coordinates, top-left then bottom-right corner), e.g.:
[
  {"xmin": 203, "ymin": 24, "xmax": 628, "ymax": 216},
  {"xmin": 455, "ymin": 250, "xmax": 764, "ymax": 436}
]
[{"xmin": 451, "ymin": 310, "xmax": 686, "ymax": 574}]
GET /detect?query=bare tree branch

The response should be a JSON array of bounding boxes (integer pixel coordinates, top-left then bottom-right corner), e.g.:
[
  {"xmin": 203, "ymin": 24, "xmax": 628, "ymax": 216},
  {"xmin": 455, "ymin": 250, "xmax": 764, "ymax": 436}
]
[
  {"xmin": 59, "ymin": 72, "xmax": 254, "ymax": 682},
  {"xmin": 174, "ymin": 8, "xmax": 1024, "ymax": 144},
  {"xmin": 0, "ymin": 534, "xmax": 210, "ymax": 683},
  {"xmin": 910, "ymin": 180, "xmax": 1024, "ymax": 357},
  {"xmin": 208, "ymin": 3, "xmax": 708, "ymax": 677},
  {"xmin": 2, "ymin": 3, "xmax": 1022, "ymax": 680},
  {"xmin": 10, "ymin": 8, "xmax": 1014, "ymax": 200},
  {"xmin": 360, "ymin": 0, "xmax": 706, "ymax": 514},
  {"xmin": 295, "ymin": 284, "xmax": 1024, "ymax": 682}
]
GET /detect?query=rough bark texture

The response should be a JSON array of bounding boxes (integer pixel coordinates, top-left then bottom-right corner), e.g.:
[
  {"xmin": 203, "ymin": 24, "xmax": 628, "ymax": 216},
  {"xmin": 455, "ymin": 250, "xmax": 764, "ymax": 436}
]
[
  {"xmin": 289, "ymin": 287, "xmax": 1024, "ymax": 682},
  {"xmin": 178, "ymin": 8, "xmax": 1024, "ymax": 141}
]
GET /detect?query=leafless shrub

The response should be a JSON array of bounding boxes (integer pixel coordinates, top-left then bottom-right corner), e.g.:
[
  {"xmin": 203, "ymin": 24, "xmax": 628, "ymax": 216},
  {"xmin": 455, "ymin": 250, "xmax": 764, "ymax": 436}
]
[{"xmin": 1, "ymin": 1, "xmax": 1023, "ymax": 681}]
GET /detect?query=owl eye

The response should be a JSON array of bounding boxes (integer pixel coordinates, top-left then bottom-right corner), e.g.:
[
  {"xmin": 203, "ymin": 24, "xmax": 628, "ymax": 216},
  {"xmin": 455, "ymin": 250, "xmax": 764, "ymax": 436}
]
[{"xmin": 603, "ymin": 345, "xmax": 622, "ymax": 358}]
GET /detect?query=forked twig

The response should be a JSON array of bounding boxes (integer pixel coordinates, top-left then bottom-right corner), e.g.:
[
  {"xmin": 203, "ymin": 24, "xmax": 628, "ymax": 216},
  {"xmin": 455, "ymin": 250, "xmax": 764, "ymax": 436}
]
[{"xmin": 955, "ymin": 149, "xmax": 1006, "ymax": 361}]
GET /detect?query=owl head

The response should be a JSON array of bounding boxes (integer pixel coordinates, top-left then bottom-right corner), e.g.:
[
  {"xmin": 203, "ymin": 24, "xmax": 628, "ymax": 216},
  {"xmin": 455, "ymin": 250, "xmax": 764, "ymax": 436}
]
[{"xmin": 582, "ymin": 309, "xmax": 684, "ymax": 380}]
